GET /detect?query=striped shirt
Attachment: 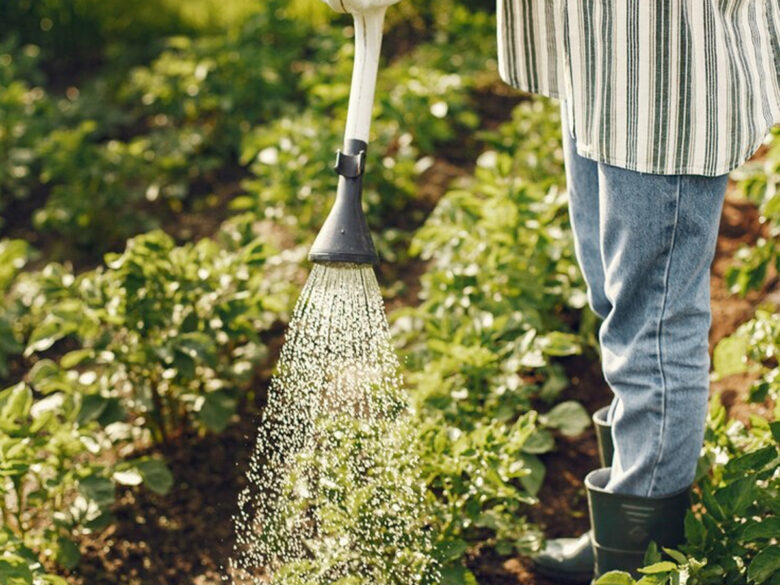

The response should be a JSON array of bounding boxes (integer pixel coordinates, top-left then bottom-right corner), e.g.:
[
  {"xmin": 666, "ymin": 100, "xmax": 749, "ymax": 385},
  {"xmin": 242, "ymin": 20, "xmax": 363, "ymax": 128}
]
[{"xmin": 497, "ymin": 0, "xmax": 780, "ymax": 176}]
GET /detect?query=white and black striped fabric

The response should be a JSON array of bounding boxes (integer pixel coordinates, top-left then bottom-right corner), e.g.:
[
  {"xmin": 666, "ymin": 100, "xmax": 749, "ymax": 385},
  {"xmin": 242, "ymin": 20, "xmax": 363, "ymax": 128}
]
[{"xmin": 497, "ymin": 0, "xmax": 780, "ymax": 176}]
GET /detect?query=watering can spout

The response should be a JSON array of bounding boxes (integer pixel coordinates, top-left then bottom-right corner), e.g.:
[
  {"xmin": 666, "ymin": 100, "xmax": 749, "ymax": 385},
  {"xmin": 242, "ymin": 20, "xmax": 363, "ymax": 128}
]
[{"xmin": 309, "ymin": 139, "xmax": 378, "ymax": 265}]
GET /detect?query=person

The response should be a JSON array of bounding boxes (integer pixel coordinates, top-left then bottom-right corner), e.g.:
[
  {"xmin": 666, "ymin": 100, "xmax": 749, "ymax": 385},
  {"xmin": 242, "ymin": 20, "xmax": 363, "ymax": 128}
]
[{"xmin": 321, "ymin": 0, "xmax": 780, "ymax": 582}]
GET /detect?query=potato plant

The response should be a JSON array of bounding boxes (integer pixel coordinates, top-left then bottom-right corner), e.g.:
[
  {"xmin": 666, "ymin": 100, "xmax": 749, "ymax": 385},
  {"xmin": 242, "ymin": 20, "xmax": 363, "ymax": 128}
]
[
  {"xmin": 386, "ymin": 101, "xmax": 593, "ymax": 580},
  {"xmin": 19, "ymin": 227, "xmax": 296, "ymax": 444},
  {"xmin": 726, "ymin": 126, "xmax": 779, "ymax": 297},
  {"xmin": 0, "ymin": 381, "xmax": 172, "ymax": 579}
]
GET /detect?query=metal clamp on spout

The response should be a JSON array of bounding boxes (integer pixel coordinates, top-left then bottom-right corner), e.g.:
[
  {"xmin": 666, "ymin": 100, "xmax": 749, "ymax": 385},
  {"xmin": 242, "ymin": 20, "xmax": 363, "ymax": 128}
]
[{"xmin": 333, "ymin": 149, "xmax": 366, "ymax": 178}]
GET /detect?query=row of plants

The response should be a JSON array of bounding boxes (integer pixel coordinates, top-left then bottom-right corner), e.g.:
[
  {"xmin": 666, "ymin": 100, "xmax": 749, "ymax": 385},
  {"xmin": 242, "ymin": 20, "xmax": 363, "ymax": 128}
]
[
  {"xmin": 1, "ymin": 0, "xmax": 496, "ymax": 263},
  {"xmin": 0, "ymin": 216, "xmax": 303, "ymax": 582},
  {"xmin": 393, "ymin": 99, "xmax": 595, "ymax": 580},
  {"xmin": 1, "ymin": 98, "xmax": 585, "ymax": 585},
  {"xmin": 5, "ymin": 74, "xmax": 777, "ymax": 585}
]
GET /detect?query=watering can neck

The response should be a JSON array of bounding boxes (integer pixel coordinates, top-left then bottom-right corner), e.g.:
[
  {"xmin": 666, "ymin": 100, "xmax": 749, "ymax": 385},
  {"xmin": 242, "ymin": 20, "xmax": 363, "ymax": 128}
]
[{"xmin": 344, "ymin": 8, "xmax": 386, "ymax": 145}]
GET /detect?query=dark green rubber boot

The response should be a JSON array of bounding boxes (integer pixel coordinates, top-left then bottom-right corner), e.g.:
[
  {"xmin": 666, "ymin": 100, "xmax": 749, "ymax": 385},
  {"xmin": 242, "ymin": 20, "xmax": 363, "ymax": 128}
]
[
  {"xmin": 585, "ymin": 468, "xmax": 689, "ymax": 581},
  {"xmin": 592, "ymin": 405, "xmax": 614, "ymax": 469},
  {"xmin": 533, "ymin": 406, "xmax": 614, "ymax": 583}
]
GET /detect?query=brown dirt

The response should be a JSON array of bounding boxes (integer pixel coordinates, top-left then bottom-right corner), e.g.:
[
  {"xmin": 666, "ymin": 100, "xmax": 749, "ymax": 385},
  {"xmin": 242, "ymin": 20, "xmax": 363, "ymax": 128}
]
[{"xmin": 67, "ymin": 416, "xmax": 260, "ymax": 585}]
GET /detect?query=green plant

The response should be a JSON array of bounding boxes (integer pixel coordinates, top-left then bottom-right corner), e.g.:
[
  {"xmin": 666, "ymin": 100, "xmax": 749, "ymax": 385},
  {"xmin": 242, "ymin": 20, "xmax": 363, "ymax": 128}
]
[
  {"xmin": 399, "ymin": 101, "xmax": 588, "ymax": 425},
  {"xmin": 726, "ymin": 128, "xmax": 779, "ymax": 297},
  {"xmin": 19, "ymin": 228, "xmax": 296, "ymax": 444},
  {"xmin": 0, "ymin": 240, "xmax": 37, "ymax": 379},
  {"xmin": 389, "ymin": 100, "xmax": 593, "ymax": 577},
  {"xmin": 0, "ymin": 381, "xmax": 172, "ymax": 577},
  {"xmin": 712, "ymin": 308, "xmax": 779, "ymax": 413}
]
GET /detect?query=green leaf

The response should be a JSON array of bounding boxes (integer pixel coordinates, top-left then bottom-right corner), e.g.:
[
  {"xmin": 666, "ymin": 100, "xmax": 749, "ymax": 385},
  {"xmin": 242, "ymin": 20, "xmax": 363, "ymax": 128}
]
[
  {"xmin": 639, "ymin": 562, "xmax": 677, "ymax": 574},
  {"xmin": 0, "ymin": 383, "xmax": 32, "ymax": 428},
  {"xmin": 748, "ymin": 545, "xmax": 780, "ymax": 584},
  {"xmin": 684, "ymin": 511, "xmax": 706, "ymax": 547},
  {"xmin": 541, "ymin": 401, "xmax": 591, "ymax": 436},
  {"xmin": 197, "ymin": 390, "xmax": 237, "ymax": 433},
  {"xmin": 644, "ymin": 541, "xmax": 662, "ymax": 564},
  {"xmin": 715, "ymin": 476, "xmax": 757, "ymax": 516},
  {"xmin": 595, "ymin": 571, "xmax": 636, "ymax": 585},
  {"xmin": 440, "ymin": 563, "xmax": 478, "ymax": 585},
  {"xmin": 724, "ymin": 446, "xmax": 778, "ymax": 479},
  {"xmin": 0, "ymin": 556, "xmax": 34, "ymax": 585},
  {"xmin": 712, "ymin": 334, "xmax": 750, "ymax": 378},
  {"xmin": 741, "ymin": 517, "xmax": 780, "ymax": 542},
  {"xmin": 60, "ymin": 349, "xmax": 95, "ymax": 369},
  {"xmin": 636, "ymin": 576, "xmax": 668, "ymax": 585},
  {"xmin": 77, "ymin": 394, "xmax": 110, "ymax": 426},
  {"xmin": 770, "ymin": 421, "xmax": 780, "ymax": 443},
  {"xmin": 134, "ymin": 458, "xmax": 174, "ymax": 495},
  {"xmin": 522, "ymin": 428, "xmax": 555, "ymax": 454},
  {"xmin": 96, "ymin": 398, "xmax": 126, "ymax": 426},
  {"xmin": 28, "ymin": 360, "xmax": 69, "ymax": 394},
  {"xmin": 24, "ymin": 316, "xmax": 77, "ymax": 356},
  {"xmin": 538, "ymin": 331, "xmax": 581, "ymax": 356},
  {"xmin": 79, "ymin": 475, "xmax": 115, "ymax": 509},
  {"xmin": 56, "ymin": 537, "xmax": 81, "ymax": 570},
  {"xmin": 516, "ymin": 453, "xmax": 545, "ymax": 496},
  {"xmin": 436, "ymin": 538, "xmax": 469, "ymax": 562},
  {"xmin": 663, "ymin": 548, "xmax": 689, "ymax": 565}
]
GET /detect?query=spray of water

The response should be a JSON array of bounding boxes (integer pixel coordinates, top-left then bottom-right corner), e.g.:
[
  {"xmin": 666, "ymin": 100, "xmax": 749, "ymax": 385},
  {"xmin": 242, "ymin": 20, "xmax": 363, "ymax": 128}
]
[{"xmin": 229, "ymin": 264, "xmax": 439, "ymax": 585}]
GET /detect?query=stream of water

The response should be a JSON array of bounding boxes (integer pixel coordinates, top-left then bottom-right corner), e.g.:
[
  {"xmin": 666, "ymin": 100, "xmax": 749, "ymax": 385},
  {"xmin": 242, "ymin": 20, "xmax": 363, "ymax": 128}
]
[{"xmin": 229, "ymin": 264, "xmax": 438, "ymax": 585}]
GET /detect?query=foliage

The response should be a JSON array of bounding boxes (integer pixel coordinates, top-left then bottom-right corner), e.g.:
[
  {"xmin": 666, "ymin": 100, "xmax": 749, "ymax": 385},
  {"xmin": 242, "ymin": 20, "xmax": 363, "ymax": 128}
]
[
  {"xmin": 389, "ymin": 100, "xmax": 593, "ymax": 578},
  {"xmin": 399, "ymin": 101, "xmax": 587, "ymax": 426},
  {"xmin": 15, "ymin": 226, "xmax": 297, "ymax": 444},
  {"xmin": 726, "ymin": 127, "xmax": 779, "ymax": 296},
  {"xmin": 2, "ymin": 0, "xmax": 777, "ymax": 581},
  {"xmin": 0, "ymin": 380, "xmax": 172, "ymax": 579},
  {"xmin": 712, "ymin": 308, "xmax": 779, "ymax": 412}
]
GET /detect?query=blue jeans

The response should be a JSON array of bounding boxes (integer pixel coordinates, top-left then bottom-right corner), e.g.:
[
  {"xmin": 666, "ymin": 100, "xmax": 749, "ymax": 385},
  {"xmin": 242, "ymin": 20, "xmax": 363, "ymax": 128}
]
[{"xmin": 562, "ymin": 113, "xmax": 728, "ymax": 497}]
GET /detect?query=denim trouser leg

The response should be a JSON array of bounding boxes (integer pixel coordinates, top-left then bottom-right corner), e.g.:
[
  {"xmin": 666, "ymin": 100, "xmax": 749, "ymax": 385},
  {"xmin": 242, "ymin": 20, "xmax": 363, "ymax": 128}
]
[{"xmin": 563, "ymin": 122, "xmax": 728, "ymax": 497}]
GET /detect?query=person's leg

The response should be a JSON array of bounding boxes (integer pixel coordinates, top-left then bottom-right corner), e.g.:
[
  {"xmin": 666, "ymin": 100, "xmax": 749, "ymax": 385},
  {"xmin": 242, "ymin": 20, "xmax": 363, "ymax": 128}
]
[
  {"xmin": 562, "ymin": 111, "xmax": 611, "ymax": 321},
  {"xmin": 596, "ymin": 165, "xmax": 727, "ymax": 496}
]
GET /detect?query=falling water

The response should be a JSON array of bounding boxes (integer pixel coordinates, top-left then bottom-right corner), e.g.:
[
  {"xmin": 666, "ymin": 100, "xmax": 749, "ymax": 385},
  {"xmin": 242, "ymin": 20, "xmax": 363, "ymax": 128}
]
[{"xmin": 229, "ymin": 264, "xmax": 439, "ymax": 585}]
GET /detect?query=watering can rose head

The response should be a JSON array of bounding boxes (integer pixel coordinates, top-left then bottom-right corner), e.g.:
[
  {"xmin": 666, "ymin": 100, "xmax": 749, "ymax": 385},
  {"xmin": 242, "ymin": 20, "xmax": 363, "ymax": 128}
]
[{"xmin": 319, "ymin": 0, "xmax": 401, "ymax": 14}]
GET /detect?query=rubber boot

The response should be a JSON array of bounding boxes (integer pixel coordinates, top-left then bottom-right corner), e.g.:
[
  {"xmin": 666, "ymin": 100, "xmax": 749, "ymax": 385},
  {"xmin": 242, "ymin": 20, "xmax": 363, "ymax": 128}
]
[
  {"xmin": 592, "ymin": 405, "xmax": 614, "ymax": 470},
  {"xmin": 533, "ymin": 406, "xmax": 614, "ymax": 583},
  {"xmin": 585, "ymin": 468, "xmax": 689, "ymax": 580}
]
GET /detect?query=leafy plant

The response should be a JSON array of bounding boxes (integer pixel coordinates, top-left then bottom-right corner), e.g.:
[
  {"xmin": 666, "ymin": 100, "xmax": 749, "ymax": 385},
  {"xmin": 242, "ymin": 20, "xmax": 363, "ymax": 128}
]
[
  {"xmin": 0, "ymin": 381, "xmax": 172, "ymax": 576},
  {"xmin": 19, "ymin": 227, "xmax": 296, "ymax": 444},
  {"xmin": 726, "ymin": 128, "xmax": 779, "ymax": 296},
  {"xmin": 712, "ymin": 308, "xmax": 779, "ymax": 413},
  {"xmin": 390, "ymin": 100, "xmax": 593, "ymax": 577}
]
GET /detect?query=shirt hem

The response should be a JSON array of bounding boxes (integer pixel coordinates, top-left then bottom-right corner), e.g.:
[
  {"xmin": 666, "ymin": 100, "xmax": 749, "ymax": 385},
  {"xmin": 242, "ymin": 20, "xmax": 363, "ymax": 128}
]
[
  {"xmin": 572, "ymin": 124, "xmax": 778, "ymax": 177},
  {"xmin": 497, "ymin": 71, "xmax": 562, "ymax": 100}
]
